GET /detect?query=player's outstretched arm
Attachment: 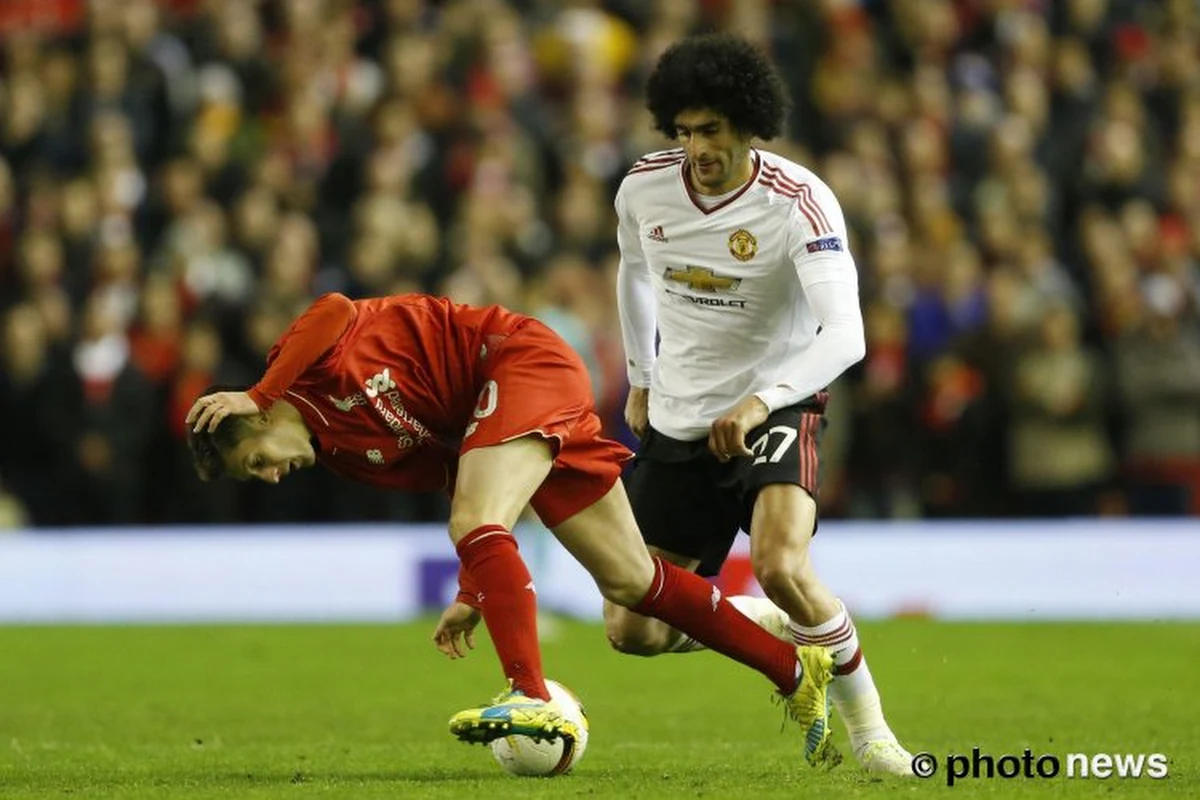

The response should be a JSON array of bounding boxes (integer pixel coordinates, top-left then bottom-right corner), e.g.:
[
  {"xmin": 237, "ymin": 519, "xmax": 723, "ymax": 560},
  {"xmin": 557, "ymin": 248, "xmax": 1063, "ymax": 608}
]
[
  {"xmin": 246, "ymin": 293, "xmax": 357, "ymax": 410},
  {"xmin": 432, "ymin": 601, "xmax": 482, "ymax": 660}
]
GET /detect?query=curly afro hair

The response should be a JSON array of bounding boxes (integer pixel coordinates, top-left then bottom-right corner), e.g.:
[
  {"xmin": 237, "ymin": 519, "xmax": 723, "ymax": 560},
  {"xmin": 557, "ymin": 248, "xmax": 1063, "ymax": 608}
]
[{"xmin": 645, "ymin": 33, "xmax": 790, "ymax": 141}]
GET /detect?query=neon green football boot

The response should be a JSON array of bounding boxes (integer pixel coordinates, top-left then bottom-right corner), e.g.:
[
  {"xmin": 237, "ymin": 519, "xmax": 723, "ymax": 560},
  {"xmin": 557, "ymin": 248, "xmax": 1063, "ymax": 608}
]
[
  {"xmin": 781, "ymin": 645, "xmax": 843, "ymax": 769},
  {"xmin": 449, "ymin": 682, "xmax": 580, "ymax": 745}
]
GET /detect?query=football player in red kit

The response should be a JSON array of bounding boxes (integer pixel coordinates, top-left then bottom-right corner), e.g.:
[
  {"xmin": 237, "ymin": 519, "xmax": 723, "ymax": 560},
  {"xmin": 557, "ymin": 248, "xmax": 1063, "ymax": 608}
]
[{"xmin": 185, "ymin": 292, "xmax": 836, "ymax": 754}]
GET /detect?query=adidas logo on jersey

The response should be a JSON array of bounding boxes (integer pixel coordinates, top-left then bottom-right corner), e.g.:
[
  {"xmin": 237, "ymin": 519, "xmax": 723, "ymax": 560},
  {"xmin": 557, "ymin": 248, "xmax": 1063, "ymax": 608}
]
[{"xmin": 647, "ymin": 225, "xmax": 668, "ymax": 243}]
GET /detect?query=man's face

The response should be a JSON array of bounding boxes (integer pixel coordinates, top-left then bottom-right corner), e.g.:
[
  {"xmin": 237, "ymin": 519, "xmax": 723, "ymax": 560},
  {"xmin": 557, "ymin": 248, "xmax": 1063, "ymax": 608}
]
[
  {"xmin": 224, "ymin": 417, "xmax": 317, "ymax": 484},
  {"xmin": 673, "ymin": 109, "xmax": 753, "ymax": 194}
]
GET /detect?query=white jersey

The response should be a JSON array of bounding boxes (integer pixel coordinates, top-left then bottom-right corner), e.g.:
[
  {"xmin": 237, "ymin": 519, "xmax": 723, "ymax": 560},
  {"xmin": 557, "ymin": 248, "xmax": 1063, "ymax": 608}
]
[{"xmin": 615, "ymin": 147, "xmax": 865, "ymax": 440}]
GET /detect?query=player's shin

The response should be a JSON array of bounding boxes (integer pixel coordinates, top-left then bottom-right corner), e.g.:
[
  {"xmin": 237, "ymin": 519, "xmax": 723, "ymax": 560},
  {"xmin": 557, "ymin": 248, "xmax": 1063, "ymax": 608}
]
[
  {"xmin": 456, "ymin": 525, "xmax": 550, "ymax": 701},
  {"xmin": 633, "ymin": 557, "xmax": 799, "ymax": 693}
]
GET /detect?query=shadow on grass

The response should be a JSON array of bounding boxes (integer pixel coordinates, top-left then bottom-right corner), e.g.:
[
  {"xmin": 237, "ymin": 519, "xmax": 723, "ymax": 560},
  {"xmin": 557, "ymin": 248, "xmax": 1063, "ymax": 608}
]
[{"xmin": 198, "ymin": 765, "xmax": 660, "ymax": 786}]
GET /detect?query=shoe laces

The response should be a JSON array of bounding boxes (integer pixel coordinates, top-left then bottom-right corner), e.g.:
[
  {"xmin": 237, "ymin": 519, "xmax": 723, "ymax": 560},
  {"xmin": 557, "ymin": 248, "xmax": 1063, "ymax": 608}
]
[
  {"xmin": 771, "ymin": 690, "xmax": 799, "ymax": 733},
  {"xmin": 487, "ymin": 679, "xmax": 522, "ymax": 705}
]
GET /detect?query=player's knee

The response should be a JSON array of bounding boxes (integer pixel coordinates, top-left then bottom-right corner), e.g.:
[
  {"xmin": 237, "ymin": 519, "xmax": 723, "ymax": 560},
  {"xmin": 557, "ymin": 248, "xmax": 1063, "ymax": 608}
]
[
  {"xmin": 447, "ymin": 510, "xmax": 479, "ymax": 543},
  {"xmin": 607, "ymin": 631, "xmax": 667, "ymax": 657},
  {"xmin": 604, "ymin": 606, "xmax": 670, "ymax": 657},
  {"xmin": 447, "ymin": 495, "xmax": 532, "ymax": 543},
  {"xmin": 446, "ymin": 508, "xmax": 507, "ymax": 543},
  {"xmin": 590, "ymin": 554, "xmax": 656, "ymax": 609},
  {"xmin": 752, "ymin": 544, "xmax": 811, "ymax": 602}
]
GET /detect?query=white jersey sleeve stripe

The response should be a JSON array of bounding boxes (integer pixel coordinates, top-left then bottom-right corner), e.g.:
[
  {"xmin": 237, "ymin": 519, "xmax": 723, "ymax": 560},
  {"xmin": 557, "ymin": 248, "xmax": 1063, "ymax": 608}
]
[
  {"xmin": 634, "ymin": 150, "xmax": 684, "ymax": 163},
  {"xmin": 797, "ymin": 184, "xmax": 832, "ymax": 234},
  {"xmin": 629, "ymin": 148, "xmax": 685, "ymax": 169},
  {"xmin": 761, "ymin": 164, "xmax": 833, "ymax": 234},
  {"xmin": 758, "ymin": 177, "xmax": 832, "ymax": 237},
  {"xmin": 760, "ymin": 163, "xmax": 811, "ymax": 194},
  {"xmin": 630, "ymin": 156, "xmax": 685, "ymax": 170},
  {"xmin": 627, "ymin": 157, "xmax": 685, "ymax": 176},
  {"xmin": 757, "ymin": 177, "xmax": 808, "ymax": 198},
  {"xmin": 759, "ymin": 163, "xmax": 801, "ymax": 187}
]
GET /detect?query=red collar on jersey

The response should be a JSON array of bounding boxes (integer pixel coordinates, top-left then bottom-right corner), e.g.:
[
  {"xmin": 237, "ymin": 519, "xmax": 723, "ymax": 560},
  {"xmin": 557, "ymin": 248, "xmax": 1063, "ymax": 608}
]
[{"xmin": 681, "ymin": 149, "xmax": 762, "ymax": 215}]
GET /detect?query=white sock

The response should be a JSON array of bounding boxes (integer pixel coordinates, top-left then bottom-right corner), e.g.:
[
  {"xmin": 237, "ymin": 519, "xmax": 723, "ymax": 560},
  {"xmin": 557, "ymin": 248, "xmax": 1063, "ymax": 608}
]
[{"xmin": 790, "ymin": 600, "xmax": 897, "ymax": 752}]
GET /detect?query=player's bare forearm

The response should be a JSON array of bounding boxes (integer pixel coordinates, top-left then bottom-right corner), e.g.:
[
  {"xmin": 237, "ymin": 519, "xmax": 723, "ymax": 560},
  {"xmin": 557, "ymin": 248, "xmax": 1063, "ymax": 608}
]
[
  {"xmin": 432, "ymin": 601, "xmax": 482, "ymax": 660},
  {"xmin": 186, "ymin": 391, "xmax": 260, "ymax": 433},
  {"xmin": 625, "ymin": 386, "xmax": 650, "ymax": 439}
]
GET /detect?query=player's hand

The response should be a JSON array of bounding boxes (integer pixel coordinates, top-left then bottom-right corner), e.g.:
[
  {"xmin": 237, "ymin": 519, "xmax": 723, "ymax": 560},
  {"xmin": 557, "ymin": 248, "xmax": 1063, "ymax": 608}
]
[
  {"xmin": 708, "ymin": 395, "xmax": 769, "ymax": 462},
  {"xmin": 432, "ymin": 601, "xmax": 482, "ymax": 660},
  {"xmin": 625, "ymin": 386, "xmax": 650, "ymax": 439},
  {"xmin": 186, "ymin": 391, "xmax": 261, "ymax": 434}
]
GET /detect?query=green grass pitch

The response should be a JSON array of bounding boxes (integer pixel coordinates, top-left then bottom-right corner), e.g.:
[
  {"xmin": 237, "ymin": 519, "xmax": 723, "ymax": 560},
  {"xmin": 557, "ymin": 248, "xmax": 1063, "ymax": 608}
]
[{"xmin": 1, "ymin": 619, "xmax": 1197, "ymax": 798}]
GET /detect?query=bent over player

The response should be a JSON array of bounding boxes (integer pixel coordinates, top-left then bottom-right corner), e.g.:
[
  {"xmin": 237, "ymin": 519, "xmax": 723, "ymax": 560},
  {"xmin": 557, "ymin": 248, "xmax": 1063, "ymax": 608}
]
[
  {"xmin": 605, "ymin": 34, "xmax": 914, "ymax": 774},
  {"xmin": 184, "ymin": 291, "xmax": 835, "ymax": 755}
]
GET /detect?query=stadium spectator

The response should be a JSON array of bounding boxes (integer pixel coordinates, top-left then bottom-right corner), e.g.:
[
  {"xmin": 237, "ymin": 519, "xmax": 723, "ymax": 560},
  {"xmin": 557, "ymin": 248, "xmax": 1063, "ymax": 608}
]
[
  {"xmin": 0, "ymin": 303, "xmax": 74, "ymax": 525},
  {"xmin": 1007, "ymin": 302, "xmax": 1117, "ymax": 516},
  {"xmin": 0, "ymin": 0, "xmax": 1196, "ymax": 525},
  {"xmin": 1114, "ymin": 274, "xmax": 1200, "ymax": 513}
]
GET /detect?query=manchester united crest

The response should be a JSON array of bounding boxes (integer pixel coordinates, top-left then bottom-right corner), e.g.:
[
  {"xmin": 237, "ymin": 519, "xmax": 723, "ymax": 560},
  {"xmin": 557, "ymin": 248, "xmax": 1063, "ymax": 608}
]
[{"xmin": 728, "ymin": 229, "xmax": 757, "ymax": 262}]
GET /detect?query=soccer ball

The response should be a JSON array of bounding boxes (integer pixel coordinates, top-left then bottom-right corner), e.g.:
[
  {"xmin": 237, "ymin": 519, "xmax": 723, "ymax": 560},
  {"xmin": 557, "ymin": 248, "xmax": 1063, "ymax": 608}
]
[{"xmin": 489, "ymin": 680, "xmax": 589, "ymax": 777}]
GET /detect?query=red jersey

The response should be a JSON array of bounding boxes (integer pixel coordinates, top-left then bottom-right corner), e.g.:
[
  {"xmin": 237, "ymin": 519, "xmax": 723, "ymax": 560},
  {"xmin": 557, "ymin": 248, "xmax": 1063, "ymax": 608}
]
[{"xmin": 247, "ymin": 294, "xmax": 628, "ymax": 524}]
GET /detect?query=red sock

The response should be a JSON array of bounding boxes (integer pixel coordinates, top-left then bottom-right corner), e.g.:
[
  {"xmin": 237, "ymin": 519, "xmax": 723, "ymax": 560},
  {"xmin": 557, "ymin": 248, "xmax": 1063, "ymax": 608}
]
[
  {"xmin": 634, "ymin": 557, "xmax": 799, "ymax": 694},
  {"xmin": 456, "ymin": 525, "xmax": 550, "ymax": 701}
]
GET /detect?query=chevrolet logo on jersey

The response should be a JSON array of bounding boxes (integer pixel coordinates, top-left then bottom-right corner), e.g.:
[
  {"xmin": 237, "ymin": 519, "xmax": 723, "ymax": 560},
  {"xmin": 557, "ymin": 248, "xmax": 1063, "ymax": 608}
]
[{"xmin": 664, "ymin": 266, "xmax": 741, "ymax": 293}]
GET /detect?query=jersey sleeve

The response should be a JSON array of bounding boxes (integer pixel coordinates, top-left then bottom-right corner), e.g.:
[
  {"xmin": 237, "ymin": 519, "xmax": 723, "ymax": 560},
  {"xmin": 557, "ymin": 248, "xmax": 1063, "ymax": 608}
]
[
  {"xmin": 247, "ymin": 293, "xmax": 357, "ymax": 410},
  {"xmin": 784, "ymin": 178, "xmax": 858, "ymax": 288},
  {"xmin": 755, "ymin": 183, "xmax": 866, "ymax": 412},
  {"xmin": 615, "ymin": 181, "xmax": 657, "ymax": 388}
]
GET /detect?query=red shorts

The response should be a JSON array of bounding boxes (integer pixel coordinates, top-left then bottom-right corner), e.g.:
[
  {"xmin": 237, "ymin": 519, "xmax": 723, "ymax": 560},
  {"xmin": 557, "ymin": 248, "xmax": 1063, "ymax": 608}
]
[{"xmin": 459, "ymin": 319, "xmax": 630, "ymax": 528}]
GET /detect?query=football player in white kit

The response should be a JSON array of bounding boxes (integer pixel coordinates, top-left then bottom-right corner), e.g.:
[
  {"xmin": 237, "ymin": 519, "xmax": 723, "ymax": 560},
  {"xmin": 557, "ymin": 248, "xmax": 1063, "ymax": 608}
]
[{"xmin": 603, "ymin": 33, "xmax": 914, "ymax": 776}]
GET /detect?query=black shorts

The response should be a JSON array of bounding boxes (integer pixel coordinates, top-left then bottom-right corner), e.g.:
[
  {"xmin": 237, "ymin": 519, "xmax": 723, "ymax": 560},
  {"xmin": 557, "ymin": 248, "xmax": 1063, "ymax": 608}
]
[{"xmin": 624, "ymin": 400, "xmax": 827, "ymax": 578}]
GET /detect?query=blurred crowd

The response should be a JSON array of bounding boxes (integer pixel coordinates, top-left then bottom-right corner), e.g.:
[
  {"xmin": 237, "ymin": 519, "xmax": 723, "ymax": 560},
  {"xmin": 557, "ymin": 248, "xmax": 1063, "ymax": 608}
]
[{"xmin": 1, "ymin": 0, "xmax": 1199, "ymax": 528}]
